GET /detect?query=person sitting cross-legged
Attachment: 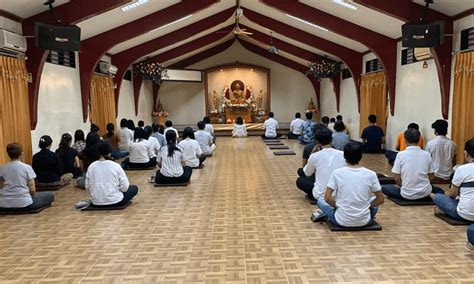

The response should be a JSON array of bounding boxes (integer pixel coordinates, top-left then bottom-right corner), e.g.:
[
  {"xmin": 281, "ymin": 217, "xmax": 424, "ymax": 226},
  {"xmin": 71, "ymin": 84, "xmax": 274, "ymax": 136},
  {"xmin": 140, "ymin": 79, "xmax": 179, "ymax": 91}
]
[
  {"xmin": 385, "ymin": 122, "xmax": 425, "ymax": 164},
  {"xmin": 195, "ymin": 121, "xmax": 216, "ymax": 157},
  {"xmin": 262, "ymin": 112, "xmax": 280, "ymax": 139},
  {"xmin": 361, "ymin": 114, "xmax": 385, "ymax": 153},
  {"xmin": 425, "ymin": 119, "xmax": 456, "ymax": 182},
  {"xmin": 296, "ymin": 127, "xmax": 345, "ymax": 202},
  {"xmin": 298, "ymin": 112, "xmax": 315, "ymax": 144},
  {"xmin": 232, "ymin": 116, "xmax": 248, "ymax": 138},
  {"xmin": 155, "ymin": 131, "xmax": 193, "ymax": 184},
  {"xmin": 331, "ymin": 121, "xmax": 350, "ymax": 151},
  {"xmin": 432, "ymin": 138, "xmax": 474, "ymax": 222},
  {"xmin": 314, "ymin": 142, "xmax": 385, "ymax": 227},
  {"xmin": 0, "ymin": 143, "xmax": 55, "ymax": 212},
  {"xmin": 288, "ymin": 112, "xmax": 304, "ymax": 139},
  {"xmin": 381, "ymin": 128, "xmax": 444, "ymax": 201},
  {"xmin": 121, "ymin": 127, "xmax": 157, "ymax": 169},
  {"xmin": 86, "ymin": 141, "xmax": 138, "ymax": 207},
  {"xmin": 179, "ymin": 127, "xmax": 206, "ymax": 168}
]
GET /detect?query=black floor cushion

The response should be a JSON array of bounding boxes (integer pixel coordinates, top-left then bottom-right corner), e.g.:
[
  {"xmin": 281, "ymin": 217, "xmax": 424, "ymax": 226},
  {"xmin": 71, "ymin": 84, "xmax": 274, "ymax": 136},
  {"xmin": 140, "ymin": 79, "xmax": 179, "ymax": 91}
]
[
  {"xmin": 273, "ymin": 151, "xmax": 296, "ymax": 155},
  {"xmin": 387, "ymin": 196, "xmax": 434, "ymax": 206},
  {"xmin": 434, "ymin": 213, "xmax": 474, "ymax": 226},
  {"xmin": 327, "ymin": 220, "xmax": 382, "ymax": 231},
  {"xmin": 0, "ymin": 205, "xmax": 51, "ymax": 215},
  {"xmin": 81, "ymin": 202, "xmax": 131, "ymax": 211},
  {"xmin": 269, "ymin": 146, "xmax": 290, "ymax": 150}
]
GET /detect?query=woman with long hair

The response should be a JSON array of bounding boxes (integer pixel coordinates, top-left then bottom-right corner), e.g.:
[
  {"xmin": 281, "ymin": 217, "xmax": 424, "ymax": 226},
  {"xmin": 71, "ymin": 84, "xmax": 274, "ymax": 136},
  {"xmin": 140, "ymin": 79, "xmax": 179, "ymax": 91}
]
[
  {"xmin": 179, "ymin": 127, "xmax": 205, "ymax": 168},
  {"xmin": 121, "ymin": 127, "xmax": 156, "ymax": 169},
  {"xmin": 155, "ymin": 131, "xmax": 192, "ymax": 184},
  {"xmin": 32, "ymin": 135, "xmax": 73, "ymax": 190},
  {"xmin": 103, "ymin": 123, "xmax": 128, "ymax": 159},
  {"xmin": 71, "ymin": 129, "xmax": 86, "ymax": 153},
  {"xmin": 56, "ymin": 133, "xmax": 82, "ymax": 178},
  {"xmin": 232, "ymin": 116, "xmax": 248, "ymax": 138},
  {"xmin": 76, "ymin": 132, "xmax": 101, "ymax": 189}
]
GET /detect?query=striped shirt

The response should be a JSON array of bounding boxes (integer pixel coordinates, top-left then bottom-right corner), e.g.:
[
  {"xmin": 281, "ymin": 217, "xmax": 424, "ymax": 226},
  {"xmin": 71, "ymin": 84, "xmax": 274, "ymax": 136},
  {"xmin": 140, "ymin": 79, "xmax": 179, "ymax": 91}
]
[{"xmin": 157, "ymin": 146, "xmax": 185, "ymax": 177}]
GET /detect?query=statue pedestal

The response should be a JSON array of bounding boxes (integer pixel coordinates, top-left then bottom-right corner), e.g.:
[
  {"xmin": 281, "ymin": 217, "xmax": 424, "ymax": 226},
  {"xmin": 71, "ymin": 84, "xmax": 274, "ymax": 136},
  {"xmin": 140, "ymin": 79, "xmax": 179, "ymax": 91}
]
[
  {"xmin": 153, "ymin": 115, "xmax": 167, "ymax": 125},
  {"xmin": 225, "ymin": 107, "xmax": 252, "ymax": 124}
]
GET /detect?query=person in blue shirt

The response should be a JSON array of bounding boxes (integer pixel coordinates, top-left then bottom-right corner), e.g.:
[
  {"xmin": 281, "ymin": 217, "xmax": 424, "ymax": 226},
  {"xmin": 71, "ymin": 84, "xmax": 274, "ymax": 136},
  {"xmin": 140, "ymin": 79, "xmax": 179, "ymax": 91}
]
[
  {"xmin": 361, "ymin": 114, "xmax": 385, "ymax": 153},
  {"xmin": 298, "ymin": 112, "xmax": 315, "ymax": 144}
]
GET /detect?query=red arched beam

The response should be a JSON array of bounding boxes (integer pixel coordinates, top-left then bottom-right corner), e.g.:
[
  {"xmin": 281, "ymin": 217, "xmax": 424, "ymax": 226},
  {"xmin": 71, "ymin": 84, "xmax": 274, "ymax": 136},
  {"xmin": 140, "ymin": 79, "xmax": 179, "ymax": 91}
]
[
  {"xmin": 353, "ymin": 0, "xmax": 453, "ymax": 118},
  {"xmin": 132, "ymin": 76, "xmax": 144, "ymax": 116},
  {"xmin": 79, "ymin": 0, "xmax": 217, "ymax": 122},
  {"xmin": 241, "ymin": 24, "xmax": 340, "ymax": 111},
  {"xmin": 260, "ymin": 0, "xmax": 397, "ymax": 115},
  {"xmin": 243, "ymin": 9, "xmax": 361, "ymax": 112},
  {"xmin": 237, "ymin": 39, "xmax": 320, "ymax": 107},
  {"xmin": 169, "ymin": 39, "xmax": 235, "ymax": 69},
  {"xmin": 21, "ymin": 0, "xmax": 129, "ymax": 129},
  {"xmin": 132, "ymin": 26, "xmax": 233, "ymax": 113},
  {"xmin": 112, "ymin": 7, "xmax": 235, "ymax": 114},
  {"xmin": 152, "ymin": 83, "xmax": 161, "ymax": 112}
]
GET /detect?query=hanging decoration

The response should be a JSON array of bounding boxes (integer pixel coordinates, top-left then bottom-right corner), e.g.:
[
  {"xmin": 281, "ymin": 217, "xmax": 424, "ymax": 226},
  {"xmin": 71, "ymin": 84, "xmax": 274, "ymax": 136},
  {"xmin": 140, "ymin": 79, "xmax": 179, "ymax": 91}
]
[
  {"xmin": 134, "ymin": 61, "xmax": 168, "ymax": 84},
  {"xmin": 306, "ymin": 60, "xmax": 341, "ymax": 80}
]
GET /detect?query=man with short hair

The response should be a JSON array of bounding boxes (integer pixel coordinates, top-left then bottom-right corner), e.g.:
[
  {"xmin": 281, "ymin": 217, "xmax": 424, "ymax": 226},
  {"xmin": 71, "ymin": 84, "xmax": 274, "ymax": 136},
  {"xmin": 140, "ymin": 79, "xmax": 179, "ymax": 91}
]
[
  {"xmin": 382, "ymin": 128, "xmax": 444, "ymax": 201},
  {"xmin": 386, "ymin": 122, "xmax": 425, "ymax": 164},
  {"xmin": 296, "ymin": 128, "xmax": 345, "ymax": 202},
  {"xmin": 118, "ymin": 118, "xmax": 133, "ymax": 152},
  {"xmin": 298, "ymin": 112, "xmax": 315, "ymax": 144},
  {"xmin": 164, "ymin": 120, "xmax": 179, "ymax": 139},
  {"xmin": 262, "ymin": 112, "xmax": 280, "ymax": 139},
  {"xmin": 321, "ymin": 116, "xmax": 330, "ymax": 126},
  {"xmin": 314, "ymin": 142, "xmax": 384, "ymax": 226},
  {"xmin": 151, "ymin": 124, "xmax": 166, "ymax": 147},
  {"xmin": 138, "ymin": 120, "xmax": 145, "ymax": 129},
  {"xmin": 425, "ymin": 119, "xmax": 456, "ymax": 181},
  {"xmin": 195, "ymin": 121, "xmax": 216, "ymax": 156},
  {"xmin": 288, "ymin": 112, "xmax": 304, "ymax": 139},
  {"xmin": 361, "ymin": 115, "xmax": 385, "ymax": 153}
]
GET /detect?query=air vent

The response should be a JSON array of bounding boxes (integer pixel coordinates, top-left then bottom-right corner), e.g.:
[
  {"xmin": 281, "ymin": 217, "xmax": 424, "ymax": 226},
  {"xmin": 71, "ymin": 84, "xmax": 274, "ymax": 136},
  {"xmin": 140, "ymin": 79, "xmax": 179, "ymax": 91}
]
[
  {"xmin": 46, "ymin": 50, "xmax": 76, "ymax": 68},
  {"xmin": 461, "ymin": 27, "xmax": 474, "ymax": 51},
  {"xmin": 365, "ymin": 58, "xmax": 383, "ymax": 73}
]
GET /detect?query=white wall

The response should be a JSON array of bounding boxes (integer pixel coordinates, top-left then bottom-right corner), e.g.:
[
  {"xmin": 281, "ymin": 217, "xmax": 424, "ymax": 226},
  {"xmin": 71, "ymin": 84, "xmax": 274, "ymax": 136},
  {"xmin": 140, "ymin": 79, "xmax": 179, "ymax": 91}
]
[
  {"xmin": 339, "ymin": 76, "xmax": 360, "ymax": 139},
  {"xmin": 319, "ymin": 78, "xmax": 337, "ymax": 118},
  {"xmin": 157, "ymin": 41, "xmax": 316, "ymax": 124},
  {"xmin": 31, "ymin": 57, "xmax": 90, "ymax": 154},
  {"xmin": 116, "ymin": 79, "xmax": 153, "ymax": 125}
]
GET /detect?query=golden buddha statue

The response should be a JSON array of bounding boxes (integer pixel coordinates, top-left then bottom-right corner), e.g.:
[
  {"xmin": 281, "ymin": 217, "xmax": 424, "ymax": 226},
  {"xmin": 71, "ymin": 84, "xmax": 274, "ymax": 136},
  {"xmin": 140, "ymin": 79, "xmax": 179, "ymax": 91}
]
[{"xmin": 231, "ymin": 82, "xmax": 246, "ymax": 104}]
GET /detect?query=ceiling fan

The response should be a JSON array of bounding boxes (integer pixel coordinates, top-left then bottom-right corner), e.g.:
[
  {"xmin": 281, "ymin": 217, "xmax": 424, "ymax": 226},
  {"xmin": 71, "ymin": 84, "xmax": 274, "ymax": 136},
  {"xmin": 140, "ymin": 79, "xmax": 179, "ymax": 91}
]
[{"xmin": 217, "ymin": 1, "xmax": 253, "ymax": 36}]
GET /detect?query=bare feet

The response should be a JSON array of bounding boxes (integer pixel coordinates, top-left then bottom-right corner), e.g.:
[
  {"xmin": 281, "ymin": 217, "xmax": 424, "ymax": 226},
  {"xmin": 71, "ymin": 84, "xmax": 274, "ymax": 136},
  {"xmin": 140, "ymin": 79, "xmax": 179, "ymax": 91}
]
[{"xmin": 433, "ymin": 206, "xmax": 444, "ymax": 215}]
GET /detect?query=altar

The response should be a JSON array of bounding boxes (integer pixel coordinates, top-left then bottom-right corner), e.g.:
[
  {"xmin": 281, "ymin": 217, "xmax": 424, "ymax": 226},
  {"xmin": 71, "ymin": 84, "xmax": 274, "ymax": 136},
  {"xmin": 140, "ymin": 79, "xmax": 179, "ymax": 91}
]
[{"xmin": 225, "ymin": 107, "xmax": 251, "ymax": 124}]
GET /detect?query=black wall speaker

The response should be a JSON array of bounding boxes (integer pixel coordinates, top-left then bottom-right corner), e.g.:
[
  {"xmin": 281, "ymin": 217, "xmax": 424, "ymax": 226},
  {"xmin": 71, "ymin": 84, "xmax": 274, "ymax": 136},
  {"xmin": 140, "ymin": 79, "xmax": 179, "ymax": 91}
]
[
  {"xmin": 402, "ymin": 21, "xmax": 444, "ymax": 48},
  {"xmin": 35, "ymin": 22, "xmax": 81, "ymax": 52}
]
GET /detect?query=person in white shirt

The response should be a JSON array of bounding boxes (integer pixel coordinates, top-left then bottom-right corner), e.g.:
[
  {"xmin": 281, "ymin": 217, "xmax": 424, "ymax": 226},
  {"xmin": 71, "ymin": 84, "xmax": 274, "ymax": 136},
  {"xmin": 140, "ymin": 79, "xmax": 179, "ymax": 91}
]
[
  {"xmin": 314, "ymin": 142, "xmax": 384, "ymax": 226},
  {"xmin": 433, "ymin": 138, "xmax": 474, "ymax": 221},
  {"xmin": 288, "ymin": 112, "xmax": 304, "ymax": 139},
  {"xmin": 262, "ymin": 112, "xmax": 280, "ymax": 139},
  {"xmin": 425, "ymin": 119, "xmax": 456, "ymax": 181},
  {"xmin": 232, "ymin": 116, "xmax": 248, "ymax": 138},
  {"xmin": 382, "ymin": 128, "xmax": 444, "ymax": 201},
  {"xmin": 179, "ymin": 127, "xmax": 205, "ymax": 168},
  {"xmin": 155, "ymin": 131, "xmax": 193, "ymax": 184},
  {"xmin": 164, "ymin": 120, "xmax": 179, "ymax": 139},
  {"xmin": 203, "ymin": 116, "xmax": 216, "ymax": 142},
  {"xmin": 297, "ymin": 128, "xmax": 345, "ymax": 202},
  {"xmin": 118, "ymin": 119, "xmax": 133, "ymax": 152},
  {"xmin": 144, "ymin": 126, "xmax": 161, "ymax": 156},
  {"xmin": 327, "ymin": 117, "xmax": 336, "ymax": 133},
  {"xmin": 195, "ymin": 121, "xmax": 216, "ymax": 156},
  {"xmin": 86, "ymin": 141, "xmax": 138, "ymax": 207},
  {"xmin": 0, "ymin": 143, "xmax": 54, "ymax": 211},
  {"xmin": 121, "ymin": 128, "xmax": 157, "ymax": 169}
]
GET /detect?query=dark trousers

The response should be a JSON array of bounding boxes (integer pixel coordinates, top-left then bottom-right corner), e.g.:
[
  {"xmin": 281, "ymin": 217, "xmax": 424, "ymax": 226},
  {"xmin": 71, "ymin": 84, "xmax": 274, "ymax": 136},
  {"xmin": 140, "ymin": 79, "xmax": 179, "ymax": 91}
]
[
  {"xmin": 123, "ymin": 157, "xmax": 157, "ymax": 169},
  {"xmin": 0, "ymin": 192, "xmax": 55, "ymax": 212},
  {"xmin": 296, "ymin": 168, "xmax": 316, "ymax": 201},
  {"xmin": 385, "ymin": 150, "xmax": 398, "ymax": 165},
  {"xmin": 382, "ymin": 184, "xmax": 444, "ymax": 200},
  {"xmin": 287, "ymin": 132, "xmax": 300, "ymax": 139},
  {"xmin": 468, "ymin": 225, "xmax": 474, "ymax": 245},
  {"xmin": 155, "ymin": 166, "xmax": 193, "ymax": 184},
  {"xmin": 92, "ymin": 185, "xmax": 138, "ymax": 207},
  {"xmin": 199, "ymin": 155, "xmax": 206, "ymax": 166}
]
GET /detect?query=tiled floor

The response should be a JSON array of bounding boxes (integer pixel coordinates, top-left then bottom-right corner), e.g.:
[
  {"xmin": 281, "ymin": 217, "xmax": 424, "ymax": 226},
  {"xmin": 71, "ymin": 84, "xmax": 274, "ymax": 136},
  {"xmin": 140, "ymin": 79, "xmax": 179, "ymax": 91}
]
[{"xmin": 0, "ymin": 137, "xmax": 473, "ymax": 283}]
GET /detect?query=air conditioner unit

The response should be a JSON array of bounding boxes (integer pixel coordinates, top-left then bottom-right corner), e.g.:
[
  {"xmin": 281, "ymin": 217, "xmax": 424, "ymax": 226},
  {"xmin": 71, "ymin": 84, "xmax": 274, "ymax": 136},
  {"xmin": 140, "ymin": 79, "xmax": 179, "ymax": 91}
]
[
  {"xmin": 108, "ymin": 64, "xmax": 118, "ymax": 75},
  {"xmin": 414, "ymin": 47, "xmax": 432, "ymax": 61},
  {"xmin": 0, "ymin": 29, "xmax": 27, "ymax": 53},
  {"xmin": 99, "ymin": 61, "xmax": 110, "ymax": 74}
]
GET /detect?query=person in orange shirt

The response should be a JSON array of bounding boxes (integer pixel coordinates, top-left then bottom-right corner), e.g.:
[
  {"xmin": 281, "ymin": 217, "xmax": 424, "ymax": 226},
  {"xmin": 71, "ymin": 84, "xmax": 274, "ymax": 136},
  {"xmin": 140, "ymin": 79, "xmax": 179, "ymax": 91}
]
[{"xmin": 386, "ymin": 123, "xmax": 424, "ymax": 165}]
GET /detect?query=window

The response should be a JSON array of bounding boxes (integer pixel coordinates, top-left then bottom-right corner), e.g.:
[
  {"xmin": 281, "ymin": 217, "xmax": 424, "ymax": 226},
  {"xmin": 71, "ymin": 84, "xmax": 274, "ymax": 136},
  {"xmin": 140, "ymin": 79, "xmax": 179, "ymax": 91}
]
[
  {"xmin": 365, "ymin": 58, "xmax": 383, "ymax": 73},
  {"xmin": 341, "ymin": 68, "xmax": 352, "ymax": 79},
  {"xmin": 401, "ymin": 48, "xmax": 418, "ymax": 65},
  {"xmin": 461, "ymin": 27, "xmax": 474, "ymax": 51},
  {"xmin": 46, "ymin": 51, "xmax": 76, "ymax": 68}
]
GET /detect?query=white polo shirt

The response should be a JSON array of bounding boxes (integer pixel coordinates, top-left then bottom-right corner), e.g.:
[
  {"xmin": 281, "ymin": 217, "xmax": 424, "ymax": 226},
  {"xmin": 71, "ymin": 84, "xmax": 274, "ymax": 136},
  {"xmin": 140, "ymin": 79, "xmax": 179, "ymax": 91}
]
[
  {"xmin": 194, "ymin": 130, "xmax": 214, "ymax": 155},
  {"xmin": 0, "ymin": 161, "xmax": 35, "ymax": 208},
  {"xmin": 425, "ymin": 135, "xmax": 456, "ymax": 180},
  {"xmin": 118, "ymin": 127, "xmax": 134, "ymax": 151},
  {"xmin": 148, "ymin": 136, "xmax": 161, "ymax": 156},
  {"xmin": 178, "ymin": 138, "xmax": 202, "ymax": 168},
  {"xmin": 129, "ymin": 140, "xmax": 154, "ymax": 163},
  {"xmin": 264, "ymin": 118, "xmax": 279, "ymax": 138},
  {"xmin": 328, "ymin": 166, "xmax": 381, "ymax": 227},
  {"xmin": 86, "ymin": 160, "xmax": 129, "ymax": 205},
  {"xmin": 204, "ymin": 124, "xmax": 214, "ymax": 134},
  {"xmin": 290, "ymin": 118, "xmax": 304, "ymax": 135},
  {"xmin": 303, "ymin": 147, "xmax": 345, "ymax": 199},
  {"xmin": 452, "ymin": 163, "xmax": 474, "ymax": 221},
  {"xmin": 392, "ymin": 146, "xmax": 434, "ymax": 200},
  {"xmin": 232, "ymin": 124, "xmax": 247, "ymax": 137}
]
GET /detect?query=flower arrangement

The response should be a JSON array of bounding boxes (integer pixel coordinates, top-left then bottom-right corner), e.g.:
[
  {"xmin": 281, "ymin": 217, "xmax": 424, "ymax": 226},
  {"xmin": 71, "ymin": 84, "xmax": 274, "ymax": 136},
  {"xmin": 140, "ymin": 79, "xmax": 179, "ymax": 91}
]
[
  {"xmin": 134, "ymin": 61, "xmax": 168, "ymax": 84},
  {"xmin": 152, "ymin": 111, "xmax": 169, "ymax": 117},
  {"xmin": 222, "ymin": 86, "xmax": 255, "ymax": 109},
  {"xmin": 306, "ymin": 60, "xmax": 341, "ymax": 80}
]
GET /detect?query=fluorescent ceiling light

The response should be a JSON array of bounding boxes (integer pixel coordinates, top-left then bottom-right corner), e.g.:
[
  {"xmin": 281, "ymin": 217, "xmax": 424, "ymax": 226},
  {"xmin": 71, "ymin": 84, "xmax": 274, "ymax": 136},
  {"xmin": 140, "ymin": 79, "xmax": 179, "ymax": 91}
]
[
  {"xmin": 148, "ymin": 14, "xmax": 194, "ymax": 33},
  {"xmin": 332, "ymin": 0, "xmax": 358, "ymax": 10},
  {"xmin": 285, "ymin": 14, "xmax": 329, "ymax": 32},
  {"xmin": 121, "ymin": 0, "xmax": 150, "ymax": 12}
]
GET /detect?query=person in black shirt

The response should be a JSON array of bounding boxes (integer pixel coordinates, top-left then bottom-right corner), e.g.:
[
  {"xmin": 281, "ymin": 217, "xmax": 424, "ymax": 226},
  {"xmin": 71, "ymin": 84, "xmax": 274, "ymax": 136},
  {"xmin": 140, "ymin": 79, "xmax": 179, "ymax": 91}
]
[
  {"xmin": 361, "ymin": 115, "xmax": 385, "ymax": 153},
  {"xmin": 76, "ymin": 132, "xmax": 101, "ymax": 189},
  {"xmin": 55, "ymin": 133, "xmax": 82, "ymax": 178},
  {"xmin": 32, "ymin": 135, "xmax": 73, "ymax": 190}
]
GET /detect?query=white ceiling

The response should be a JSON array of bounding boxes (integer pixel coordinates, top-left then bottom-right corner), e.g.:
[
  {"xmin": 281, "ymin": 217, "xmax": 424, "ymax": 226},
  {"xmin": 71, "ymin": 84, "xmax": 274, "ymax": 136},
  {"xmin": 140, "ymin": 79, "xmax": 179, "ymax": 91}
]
[
  {"xmin": 412, "ymin": 0, "xmax": 474, "ymax": 17},
  {"xmin": 242, "ymin": 37, "xmax": 310, "ymax": 67},
  {"xmin": 300, "ymin": 0, "xmax": 405, "ymax": 39},
  {"xmin": 77, "ymin": 0, "xmax": 179, "ymax": 40},
  {"xmin": 109, "ymin": 1, "xmax": 235, "ymax": 54},
  {"xmin": 1, "ymin": 0, "xmax": 70, "ymax": 19}
]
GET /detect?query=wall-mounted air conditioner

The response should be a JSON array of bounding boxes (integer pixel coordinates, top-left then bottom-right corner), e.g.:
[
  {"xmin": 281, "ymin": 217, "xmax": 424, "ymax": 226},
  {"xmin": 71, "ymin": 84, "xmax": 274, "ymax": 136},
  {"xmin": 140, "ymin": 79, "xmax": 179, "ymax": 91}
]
[
  {"xmin": 414, "ymin": 47, "xmax": 432, "ymax": 61},
  {"xmin": 0, "ymin": 29, "xmax": 27, "ymax": 53}
]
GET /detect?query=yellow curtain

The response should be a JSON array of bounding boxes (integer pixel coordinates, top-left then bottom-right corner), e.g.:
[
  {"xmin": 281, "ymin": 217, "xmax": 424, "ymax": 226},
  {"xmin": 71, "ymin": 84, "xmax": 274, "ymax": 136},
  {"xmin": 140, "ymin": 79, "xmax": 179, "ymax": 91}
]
[
  {"xmin": 452, "ymin": 51, "xmax": 474, "ymax": 164},
  {"xmin": 0, "ymin": 56, "xmax": 33, "ymax": 165},
  {"xmin": 90, "ymin": 75, "xmax": 116, "ymax": 137},
  {"xmin": 359, "ymin": 71, "xmax": 388, "ymax": 136}
]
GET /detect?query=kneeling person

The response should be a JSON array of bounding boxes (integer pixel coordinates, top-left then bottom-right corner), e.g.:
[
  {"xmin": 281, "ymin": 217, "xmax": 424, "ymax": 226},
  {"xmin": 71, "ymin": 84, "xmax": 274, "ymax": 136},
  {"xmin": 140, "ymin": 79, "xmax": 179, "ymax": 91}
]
[
  {"xmin": 316, "ymin": 142, "xmax": 384, "ymax": 227},
  {"xmin": 86, "ymin": 141, "xmax": 138, "ymax": 207}
]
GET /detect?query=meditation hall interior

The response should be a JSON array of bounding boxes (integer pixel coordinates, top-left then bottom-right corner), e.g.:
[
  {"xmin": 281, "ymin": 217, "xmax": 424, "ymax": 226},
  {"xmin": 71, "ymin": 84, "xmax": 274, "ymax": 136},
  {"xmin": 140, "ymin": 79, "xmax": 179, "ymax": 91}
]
[{"xmin": 1, "ymin": 0, "xmax": 474, "ymax": 282}]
